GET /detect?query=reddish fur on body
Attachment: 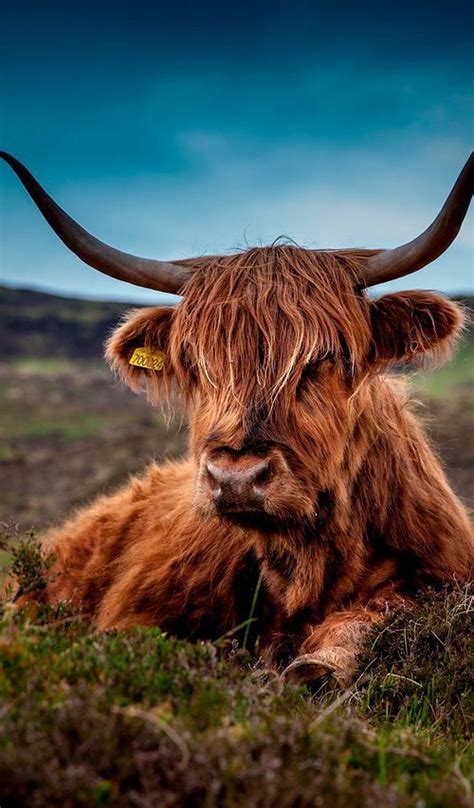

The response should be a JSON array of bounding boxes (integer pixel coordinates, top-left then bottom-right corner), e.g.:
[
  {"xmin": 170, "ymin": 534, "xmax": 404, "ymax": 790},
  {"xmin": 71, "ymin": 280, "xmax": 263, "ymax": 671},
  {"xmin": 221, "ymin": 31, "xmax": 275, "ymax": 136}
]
[{"xmin": 37, "ymin": 247, "xmax": 473, "ymax": 681}]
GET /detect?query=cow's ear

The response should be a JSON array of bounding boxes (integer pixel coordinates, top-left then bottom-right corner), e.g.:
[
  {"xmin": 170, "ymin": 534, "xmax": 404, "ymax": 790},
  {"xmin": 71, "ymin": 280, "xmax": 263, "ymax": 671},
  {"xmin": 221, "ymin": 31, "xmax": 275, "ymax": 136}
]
[
  {"xmin": 105, "ymin": 306, "xmax": 174, "ymax": 402},
  {"xmin": 369, "ymin": 291, "xmax": 465, "ymax": 368}
]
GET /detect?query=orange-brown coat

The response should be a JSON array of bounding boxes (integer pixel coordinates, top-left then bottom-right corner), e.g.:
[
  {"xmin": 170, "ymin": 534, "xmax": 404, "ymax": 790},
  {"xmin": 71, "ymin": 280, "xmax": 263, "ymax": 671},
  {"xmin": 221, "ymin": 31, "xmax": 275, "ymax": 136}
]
[{"xmin": 35, "ymin": 247, "xmax": 473, "ymax": 684}]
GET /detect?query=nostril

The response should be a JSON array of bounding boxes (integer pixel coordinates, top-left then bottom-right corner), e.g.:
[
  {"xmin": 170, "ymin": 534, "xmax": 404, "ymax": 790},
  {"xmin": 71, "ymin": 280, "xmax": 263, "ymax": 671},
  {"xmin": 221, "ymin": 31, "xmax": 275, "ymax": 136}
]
[
  {"xmin": 204, "ymin": 455, "xmax": 272, "ymax": 506},
  {"xmin": 252, "ymin": 462, "xmax": 272, "ymax": 487}
]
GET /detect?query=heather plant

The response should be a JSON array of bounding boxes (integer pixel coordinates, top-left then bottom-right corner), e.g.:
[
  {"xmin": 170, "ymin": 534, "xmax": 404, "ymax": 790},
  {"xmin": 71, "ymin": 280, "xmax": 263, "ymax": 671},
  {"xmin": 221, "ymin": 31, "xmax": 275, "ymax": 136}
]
[{"xmin": 0, "ymin": 531, "xmax": 472, "ymax": 807}]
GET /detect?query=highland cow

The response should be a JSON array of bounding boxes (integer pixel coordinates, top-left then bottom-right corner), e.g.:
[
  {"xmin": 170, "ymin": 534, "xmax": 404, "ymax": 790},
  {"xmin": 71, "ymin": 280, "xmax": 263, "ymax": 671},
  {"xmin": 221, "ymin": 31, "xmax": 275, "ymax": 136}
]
[{"xmin": 2, "ymin": 151, "xmax": 473, "ymax": 684}]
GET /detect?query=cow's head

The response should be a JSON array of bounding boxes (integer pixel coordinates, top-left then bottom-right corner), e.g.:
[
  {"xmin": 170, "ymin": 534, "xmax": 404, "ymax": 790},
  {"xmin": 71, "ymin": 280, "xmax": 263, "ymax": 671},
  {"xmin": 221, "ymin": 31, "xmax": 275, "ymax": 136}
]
[
  {"xmin": 1, "ymin": 151, "xmax": 472, "ymax": 532},
  {"xmin": 104, "ymin": 247, "xmax": 465, "ymax": 529}
]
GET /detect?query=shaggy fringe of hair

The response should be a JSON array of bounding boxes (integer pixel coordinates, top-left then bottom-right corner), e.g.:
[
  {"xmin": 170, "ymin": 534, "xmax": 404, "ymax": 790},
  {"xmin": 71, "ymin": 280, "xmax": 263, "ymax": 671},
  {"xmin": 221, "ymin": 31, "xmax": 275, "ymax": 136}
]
[{"xmin": 171, "ymin": 247, "xmax": 374, "ymax": 417}]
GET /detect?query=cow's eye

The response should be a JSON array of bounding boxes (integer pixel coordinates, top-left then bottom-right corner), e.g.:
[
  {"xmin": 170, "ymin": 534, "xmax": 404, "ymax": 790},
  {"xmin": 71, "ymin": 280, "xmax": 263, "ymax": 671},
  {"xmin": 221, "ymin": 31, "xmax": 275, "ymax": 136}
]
[
  {"xmin": 298, "ymin": 355, "xmax": 334, "ymax": 392},
  {"xmin": 299, "ymin": 361, "xmax": 317, "ymax": 388}
]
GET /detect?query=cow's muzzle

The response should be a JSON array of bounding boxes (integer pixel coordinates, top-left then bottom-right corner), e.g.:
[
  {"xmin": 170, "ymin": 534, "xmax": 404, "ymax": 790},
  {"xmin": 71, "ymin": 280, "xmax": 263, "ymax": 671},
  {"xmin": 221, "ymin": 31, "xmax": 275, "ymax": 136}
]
[
  {"xmin": 195, "ymin": 445, "xmax": 316, "ymax": 526},
  {"xmin": 202, "ymin": 449, "xmax": 274, "ymax": 514}
]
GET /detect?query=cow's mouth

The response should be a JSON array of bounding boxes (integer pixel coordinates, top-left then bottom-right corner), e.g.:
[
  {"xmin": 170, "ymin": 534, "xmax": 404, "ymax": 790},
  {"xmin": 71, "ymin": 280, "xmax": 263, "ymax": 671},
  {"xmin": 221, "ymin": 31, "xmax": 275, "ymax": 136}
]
[
  {"xmin": 222, "ymin": 511, "xmax": 279, "ymax": 532},
  {"xmin": 219, "ymin": 510, "xmax": 292, "ymax": 533}
]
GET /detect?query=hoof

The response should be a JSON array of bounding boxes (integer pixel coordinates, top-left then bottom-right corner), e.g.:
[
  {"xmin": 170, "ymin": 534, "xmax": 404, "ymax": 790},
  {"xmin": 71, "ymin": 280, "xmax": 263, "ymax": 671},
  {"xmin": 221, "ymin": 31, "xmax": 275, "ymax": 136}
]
[{"xmin": 281, "ymin": 647, "xmax": 355, "ymax": 687}]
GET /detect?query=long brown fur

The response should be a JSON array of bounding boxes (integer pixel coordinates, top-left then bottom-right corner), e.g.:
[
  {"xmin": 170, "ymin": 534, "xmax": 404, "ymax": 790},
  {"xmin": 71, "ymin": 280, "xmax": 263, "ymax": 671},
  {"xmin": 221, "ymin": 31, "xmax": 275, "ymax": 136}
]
[{"xmin": 31, "ymin": 246, "xmax": 473, "ymax": 683}]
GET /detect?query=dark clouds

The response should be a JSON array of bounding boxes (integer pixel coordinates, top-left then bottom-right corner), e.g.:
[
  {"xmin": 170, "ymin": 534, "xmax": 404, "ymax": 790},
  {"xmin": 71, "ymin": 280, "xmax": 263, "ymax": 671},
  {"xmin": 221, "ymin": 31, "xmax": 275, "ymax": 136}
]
[{"xmin": 1, "ymin": 0, "xmax": 472, "ymax": 301}]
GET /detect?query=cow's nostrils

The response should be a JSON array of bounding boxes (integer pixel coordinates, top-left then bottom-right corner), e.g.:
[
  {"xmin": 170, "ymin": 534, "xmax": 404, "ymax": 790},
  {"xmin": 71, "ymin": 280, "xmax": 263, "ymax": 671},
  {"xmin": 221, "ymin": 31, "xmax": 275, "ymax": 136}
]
[{"xmin": 205, "ymin": 455, "xmax": 272, "ymax": 513}]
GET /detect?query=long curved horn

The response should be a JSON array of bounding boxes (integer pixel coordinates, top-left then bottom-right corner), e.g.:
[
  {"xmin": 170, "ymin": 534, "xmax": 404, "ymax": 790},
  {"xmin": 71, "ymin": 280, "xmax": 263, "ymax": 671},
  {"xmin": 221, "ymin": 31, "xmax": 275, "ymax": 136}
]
[
  {"xmin": 0, "ymin": 152, "xmax": 196, "ymax": 294},
  {"xmin": 361, "ymin": 152, "xmax": 473, "ymax": 287}
]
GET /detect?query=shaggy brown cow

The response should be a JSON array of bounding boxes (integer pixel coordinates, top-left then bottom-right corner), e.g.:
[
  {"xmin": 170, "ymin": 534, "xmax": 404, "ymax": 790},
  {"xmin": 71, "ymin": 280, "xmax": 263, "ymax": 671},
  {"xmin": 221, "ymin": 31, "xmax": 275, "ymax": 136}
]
[{"xmin": 2, "ymin": 151, "xmax": 473, "ymax": 684}]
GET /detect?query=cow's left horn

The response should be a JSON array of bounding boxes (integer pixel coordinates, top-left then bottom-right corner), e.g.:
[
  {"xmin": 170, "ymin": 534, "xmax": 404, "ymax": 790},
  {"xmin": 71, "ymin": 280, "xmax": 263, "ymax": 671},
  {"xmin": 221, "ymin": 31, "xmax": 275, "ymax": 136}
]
[
  {"xmin": 0, "ymin": 152, "xmax": 196, "ymax": 294},
  {"xmin": 360, "ymin": 152, "xmax": 473, "ymax": 287}
]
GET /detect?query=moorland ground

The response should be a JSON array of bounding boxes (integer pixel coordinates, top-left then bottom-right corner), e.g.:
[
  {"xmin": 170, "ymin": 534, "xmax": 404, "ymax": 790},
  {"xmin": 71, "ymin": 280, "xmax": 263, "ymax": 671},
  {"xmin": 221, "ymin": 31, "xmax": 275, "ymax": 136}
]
[{"xmin": 0, "ymin": 286, "xmax": 472, "ymax": 806}]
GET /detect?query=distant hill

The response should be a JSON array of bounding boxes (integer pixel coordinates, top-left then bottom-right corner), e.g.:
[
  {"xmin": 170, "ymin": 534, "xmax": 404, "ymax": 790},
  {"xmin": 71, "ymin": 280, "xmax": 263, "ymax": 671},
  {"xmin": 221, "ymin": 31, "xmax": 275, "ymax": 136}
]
[
  {"xmin": 0, "ymin": 286, "xmax": 133, "ymax": 360},
  {"xmin": 1, "ymin": 285, "xmax": 473, "ymax": 362}
]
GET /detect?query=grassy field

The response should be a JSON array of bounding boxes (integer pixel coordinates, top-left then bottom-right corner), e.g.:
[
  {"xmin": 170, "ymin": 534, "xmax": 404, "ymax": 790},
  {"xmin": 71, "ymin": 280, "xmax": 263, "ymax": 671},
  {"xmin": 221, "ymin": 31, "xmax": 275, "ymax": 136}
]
[
  {"xmin": 0, "ymin": 287, "xmax": 472, "ymax": 805},
  {"xmin": 0, "ymin": 536, "xmax": 472, "ymax": 807},
  {"xmin": 413, "ymin": 338, "xmax": 474, "ymax": 398}
]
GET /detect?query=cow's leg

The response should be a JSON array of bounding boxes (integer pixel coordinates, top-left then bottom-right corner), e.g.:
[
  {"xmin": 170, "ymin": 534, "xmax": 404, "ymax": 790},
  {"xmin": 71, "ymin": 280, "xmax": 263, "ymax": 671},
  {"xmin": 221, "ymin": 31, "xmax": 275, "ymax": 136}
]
[
  {"xmin": 281, "ymin": 607, "xmax": 382, "ymax": 686},
  {"xmin": 282, "ymin": 585, "xmax": 409, "ymax": 687}
]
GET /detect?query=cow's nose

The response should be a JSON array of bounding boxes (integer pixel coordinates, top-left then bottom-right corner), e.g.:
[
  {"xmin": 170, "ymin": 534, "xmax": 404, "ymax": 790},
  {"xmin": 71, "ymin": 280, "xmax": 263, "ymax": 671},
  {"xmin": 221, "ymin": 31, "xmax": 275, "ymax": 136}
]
[{"xmin": 205, "ymin": 455, "xmax": 272, "ymax": 511}]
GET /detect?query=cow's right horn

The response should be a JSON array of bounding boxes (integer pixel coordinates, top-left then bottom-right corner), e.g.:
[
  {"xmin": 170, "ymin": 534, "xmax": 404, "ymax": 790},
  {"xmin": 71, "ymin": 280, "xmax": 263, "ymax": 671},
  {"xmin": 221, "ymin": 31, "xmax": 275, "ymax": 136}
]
[
  {"xmin": 0, "ymin": 152, "xmax": 196, "ymax": 294},
  {"xmin": 360, "ymin": 152, "xmax": 473, "ymax": 287}
]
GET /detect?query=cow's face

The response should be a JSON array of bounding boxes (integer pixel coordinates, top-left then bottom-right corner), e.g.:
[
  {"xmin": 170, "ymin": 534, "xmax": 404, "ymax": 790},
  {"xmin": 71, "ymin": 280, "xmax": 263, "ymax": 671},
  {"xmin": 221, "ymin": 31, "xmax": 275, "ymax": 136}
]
[{"xmin": 107, "ymin": 246, "xmax": 463, "ymax": 532}]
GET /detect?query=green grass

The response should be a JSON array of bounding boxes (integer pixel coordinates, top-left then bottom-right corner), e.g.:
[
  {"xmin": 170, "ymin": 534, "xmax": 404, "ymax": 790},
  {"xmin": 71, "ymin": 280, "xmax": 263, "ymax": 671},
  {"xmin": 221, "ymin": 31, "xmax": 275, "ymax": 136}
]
[
  {"xmin": 0, "ymin": 412, "xmax": 110, "ymax": 441},
  {"xmin": 12, "ymin": 358, "xmax": 82, "ymax": 375},
  {"xmin": 0, "ymin": 550, "xmax": 11, "ymax": 569},
  {"xmin": 0, "ymin": 532, "xmax": 472, "ymax": 807},
  {"xmin": 413, "ymin": 334, "xmax": 474, "ymax": 397},
  {"xmin": 0, "ymin": 406, "xmax": 112, "ymax": 441},
  {"xmin": 11, "ymin": 357, "xmax": 106, "ymax": 375}
]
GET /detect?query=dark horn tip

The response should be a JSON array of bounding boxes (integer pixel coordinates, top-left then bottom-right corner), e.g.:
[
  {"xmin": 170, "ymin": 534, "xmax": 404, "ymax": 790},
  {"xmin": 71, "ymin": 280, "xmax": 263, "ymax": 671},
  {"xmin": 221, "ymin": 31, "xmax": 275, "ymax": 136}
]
[{"xmin": 361, "ymin": 151, "xmax": 474, "ymax": 287}]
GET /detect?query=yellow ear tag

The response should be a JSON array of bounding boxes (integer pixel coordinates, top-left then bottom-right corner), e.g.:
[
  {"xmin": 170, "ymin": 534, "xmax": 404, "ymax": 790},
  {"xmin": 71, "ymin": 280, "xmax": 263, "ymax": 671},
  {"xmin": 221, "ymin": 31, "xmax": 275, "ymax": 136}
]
[{"xmin": 129, "ymin": 347, "xmax": 164, "ymax": 371}]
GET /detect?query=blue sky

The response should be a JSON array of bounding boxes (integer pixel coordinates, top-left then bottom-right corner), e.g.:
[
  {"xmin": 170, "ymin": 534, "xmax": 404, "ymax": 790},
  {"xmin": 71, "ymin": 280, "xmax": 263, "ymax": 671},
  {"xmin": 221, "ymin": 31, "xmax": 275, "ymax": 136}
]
[{"xmin": 0, "ymin": 0, "xmax": 473, "ymax": 303}]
